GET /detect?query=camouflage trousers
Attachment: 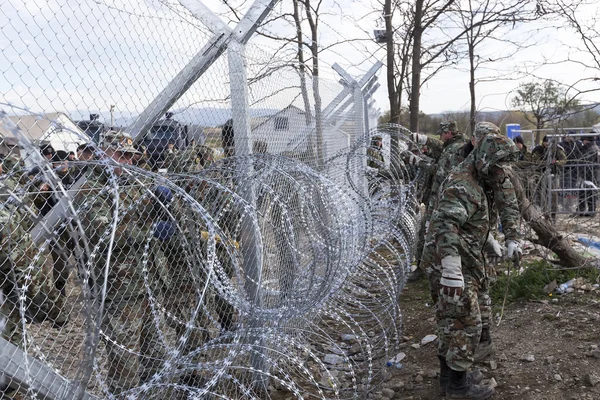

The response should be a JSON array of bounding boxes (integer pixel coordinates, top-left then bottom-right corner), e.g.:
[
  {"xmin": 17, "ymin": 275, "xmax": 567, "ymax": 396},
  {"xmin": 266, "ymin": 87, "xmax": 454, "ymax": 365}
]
[
  {"xmin": 1, "ymin": 249, "xmax": 67, "ymax": 348},
  {"xmin": 102, "ymin": 296, "xmax": 164, "ymax": 395},
  {"xmin": 428, "ymin": 271, "xmax": 489, "ymax": 372}
]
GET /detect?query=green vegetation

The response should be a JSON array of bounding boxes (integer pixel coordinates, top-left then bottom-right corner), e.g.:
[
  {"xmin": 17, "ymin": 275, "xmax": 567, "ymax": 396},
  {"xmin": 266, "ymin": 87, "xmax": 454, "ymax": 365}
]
[{"xmin": 490, "ymin": 259, "xmax": 600, "ymax": 304}]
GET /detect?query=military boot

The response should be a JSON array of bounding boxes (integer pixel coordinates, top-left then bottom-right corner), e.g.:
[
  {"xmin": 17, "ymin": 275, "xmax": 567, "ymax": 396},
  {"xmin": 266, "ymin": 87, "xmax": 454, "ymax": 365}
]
[
  {"xmin": 446, "ymin": 369, "xmax": 494, "ymax": 399},
  {"xmin": 407, "ymin": 267, "xmax": 426, "ymax": 282},
  {"xmin": 474, "ymin": 327, "xmax": 494, "ymax": 361},
  {"xmin": 439, "ymin": 356, "xmax": 484, "ymax": 396}
]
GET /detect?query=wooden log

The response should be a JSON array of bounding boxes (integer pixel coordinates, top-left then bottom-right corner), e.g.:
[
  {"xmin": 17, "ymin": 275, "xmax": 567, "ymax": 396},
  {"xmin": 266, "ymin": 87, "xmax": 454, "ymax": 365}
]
[{"xmin": 508, "ymin": 168, "xmax": 587, "ymax": 268}]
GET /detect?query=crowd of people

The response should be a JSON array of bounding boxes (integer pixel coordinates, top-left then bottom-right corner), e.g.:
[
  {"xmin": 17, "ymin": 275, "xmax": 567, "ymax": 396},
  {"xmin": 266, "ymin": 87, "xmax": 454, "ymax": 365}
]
[
  {"xmin": 512, "ymin": 131, "xmax": 600, "ymax": 218},
  {"xmin": 395, "ymin": 121, "xmax": 523, "ymax": 399},
  {"xmin": 393, "ymin": 122, "xmax": 600, "ymax": 399},
  {"xmin": 0, "ymin": 130, "xmax": 238, "ymax": 396}
]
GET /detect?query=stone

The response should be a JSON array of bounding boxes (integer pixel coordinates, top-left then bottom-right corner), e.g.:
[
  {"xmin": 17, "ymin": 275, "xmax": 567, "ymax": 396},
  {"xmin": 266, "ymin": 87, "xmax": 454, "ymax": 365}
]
[
  {"xmin": 391, "ymin": 381, "xmax": 405, "ymax": 391},
  {"xmin": 420, "ymin": 334, "xmax": 437, "ymax": 346},
  {"xmin": 545, "ymin": 356, "xmax": 555, "ymax": 364},
  {"xmin": 381, "ymin": 388, "xmax": 395, "ymax": 399},
  {"xmin": 498, "ymin": 353, "xmax": 508, "ymax": 362},
  {"xmin": 415, "ymin": 374, "xmax": 423, "ymax": 383},
  {"xmin": 564, "ymin": 331, "xmax": 575, "ymax": 338},
  {"xmin": 585, "ymin": 373, "xmax": 600, "ymax": 387},
  {"xmin": 592, "ymin": 349, "xmax": 600, "ymax": 359},
  {"xmin": 426, "ymin": 370, "xmax": 438, "ymax": 378},
  {"xmin": 488, "ymin": 360, "xmax": 498, "ymax": 370},
  {"xmin": 520, "ymin": 354, "xmax": 535, "ymax": 362},
  {"xmin": 482, "ymin": 378, "xmax": 498, "ymax": 388},
  {"xmin": 340, "ymin": 334, "xmax": 358, "ymax": 343},
  {"xmin": 410, "ymin": 344, "xmax": 420, "ymax": 349},
  {"xmin": 324, "ymin": 354, "xmax": 345, "ymax": 365},
  {"xmin": 554, "ymin": 374, "xmax": 562, "ymax": 381},
  {"xmin": 348, "ymin": 343, "xmax": 362, "ymax": 356}
]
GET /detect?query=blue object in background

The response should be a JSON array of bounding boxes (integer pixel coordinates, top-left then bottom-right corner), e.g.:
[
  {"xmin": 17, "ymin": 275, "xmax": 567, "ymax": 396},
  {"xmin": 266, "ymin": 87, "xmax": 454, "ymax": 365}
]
[
  {"xmin": 154, "ymin": 221, "xmax": 175, "ymax": 241},
  {"xmin": 577, "ymin": 237, "xmax": 600, "ymax": 250},
  {"xmin": 506, "ymin": 124, "xmax": 521, "ymax": 140}
]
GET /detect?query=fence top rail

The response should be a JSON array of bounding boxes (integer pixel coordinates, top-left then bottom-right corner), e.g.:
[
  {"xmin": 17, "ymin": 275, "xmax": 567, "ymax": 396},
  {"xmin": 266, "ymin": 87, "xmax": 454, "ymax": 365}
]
[{"xmin": 513, "ymin": 127, "xmax": 598, "ymax": 133}]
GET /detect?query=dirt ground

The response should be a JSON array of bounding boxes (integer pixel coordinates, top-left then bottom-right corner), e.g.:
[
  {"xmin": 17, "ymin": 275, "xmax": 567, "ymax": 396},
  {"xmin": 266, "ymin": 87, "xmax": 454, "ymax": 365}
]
[{"xmin": 380, "ymin": 277, "xmax": 600, "ymax": 400}]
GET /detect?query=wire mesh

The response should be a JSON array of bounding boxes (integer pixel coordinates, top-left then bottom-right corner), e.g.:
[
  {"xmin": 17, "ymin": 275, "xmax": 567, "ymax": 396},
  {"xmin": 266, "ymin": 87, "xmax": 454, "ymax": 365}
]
[{"xmin": 0, "ymin": 1, "xmax": 423, "ymax": 399}]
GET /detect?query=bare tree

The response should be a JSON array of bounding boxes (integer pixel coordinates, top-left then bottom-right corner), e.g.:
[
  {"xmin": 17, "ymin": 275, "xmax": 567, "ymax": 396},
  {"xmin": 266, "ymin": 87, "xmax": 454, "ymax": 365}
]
[
  {"xmin": 511, "ymin": 80, "xmax": 581, "ymax": 143},
  {"xmin": 456, "ymin": 0, "xmax": 537, "ymax": 134}
]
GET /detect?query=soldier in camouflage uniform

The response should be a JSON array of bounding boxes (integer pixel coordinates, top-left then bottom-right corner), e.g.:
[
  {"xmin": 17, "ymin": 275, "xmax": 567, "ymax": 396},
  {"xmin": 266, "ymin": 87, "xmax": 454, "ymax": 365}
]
[
  {"xmin": 410, "ymin": 121, "xmax": 467, "ymax": 282},
  {"xmin": 1, "ymin": 154, "xmax": 68, "ymax": 335},
  {"xmin": 424, "ymin": 132, "xmax": 522, "ymax": 399},
  {"xmin": 367, "ymin": 135, "xmax": 386, "ymax": 195},
  {"xmin": 76, "ymin": 133, "xmax": 165, "ymax": 395}
]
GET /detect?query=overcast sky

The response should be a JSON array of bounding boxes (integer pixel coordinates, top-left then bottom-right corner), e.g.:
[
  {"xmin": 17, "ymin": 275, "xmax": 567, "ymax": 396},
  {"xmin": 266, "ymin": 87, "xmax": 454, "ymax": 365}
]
[{"xmin": 1, "ymin": 0, "xmax": 598, "ymax": 123}]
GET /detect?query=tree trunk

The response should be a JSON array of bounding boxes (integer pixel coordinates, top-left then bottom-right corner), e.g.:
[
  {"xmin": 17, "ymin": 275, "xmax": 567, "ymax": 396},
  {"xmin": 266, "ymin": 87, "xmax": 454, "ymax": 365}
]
[
  {"xmin": 385, "ymin": 0, "xmax": 399, "ymax": 125},
  {"xmin": 409, "ymin": 0, "xmax": 424, "ymax": 133},
  {"xmin": 468, "ymin": 42, "xmax": 476, "ymax": 136},
  {"xmin": 508, "ymin": 168, "xmax": 586, "ymax": 268},
  {"xmin": 303, "ymin": 0, "xmax": 324, "ymax": 166},
  {"xmin": 293, "ymin": 0, "xmax": 311, "ymax": 127}
]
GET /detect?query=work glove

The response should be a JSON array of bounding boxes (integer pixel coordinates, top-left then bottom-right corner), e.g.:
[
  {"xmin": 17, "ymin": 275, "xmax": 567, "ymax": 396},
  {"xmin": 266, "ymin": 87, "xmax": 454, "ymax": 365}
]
[
  {"xmin": 153, "ymin": 221, "xmax": 175, "ymax": 241},
  {"xmin": 506, "ymin": 239, "xmax": 522, "ymax": 261},
  {"xmin": 483, "ymin": 233, "xmax": 503, "ymax": 265},
  {"xmin": 440, "ymin": 255, "xmax": 463, "ymax": 303},
  {"xmin": 411, "ymin": 133, "xmax": 429, "ymax": 146},
  {"xmin": 405, "ymin": 153, "xmax": 420, "ymax": 166}
]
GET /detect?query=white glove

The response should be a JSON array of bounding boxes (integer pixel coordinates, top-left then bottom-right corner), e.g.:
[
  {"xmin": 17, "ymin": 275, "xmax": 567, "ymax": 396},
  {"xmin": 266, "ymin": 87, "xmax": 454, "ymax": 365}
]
[
  {"xmin": 440, "ymin": 255, "xmax": 463, "ymax": 288},
  {"xmin": 506, "ymin": 240, "xmax": 522, "ymax": 261},
  {"xmin": 483, "ymin": 233, "xmax": 503, "ymax": 264},
  {"xmin": 406, "ymin": 153, "xmax": 420, "ymax": 166},
  {"xmin": 411, "ymin": 133, "xmax": 428, "ymax": 145}
]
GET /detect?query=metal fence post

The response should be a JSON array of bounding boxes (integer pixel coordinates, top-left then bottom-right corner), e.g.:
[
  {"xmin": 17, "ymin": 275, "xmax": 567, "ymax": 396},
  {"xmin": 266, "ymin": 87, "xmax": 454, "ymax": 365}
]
[{"xmin": 228, "ymin": 37, "xmax": 269, "ymax": 392}]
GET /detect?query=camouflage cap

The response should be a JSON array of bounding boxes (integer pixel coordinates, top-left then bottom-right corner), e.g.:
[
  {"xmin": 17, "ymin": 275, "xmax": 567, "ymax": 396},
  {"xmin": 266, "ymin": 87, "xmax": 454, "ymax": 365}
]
[
  {"xmin": 102, "ymin": 131, "xmax": 142, "ymax": 155},
  {"xmin": 474, "ymin": 122, "xmax": 501, "ymax": 138},
  {"xmin": 474, "ymin": 134, "xmax": 519, "ymax": 175},
  {"xmin": 437, "ymin": 120, "xmax": 458, "ymax": 135}
]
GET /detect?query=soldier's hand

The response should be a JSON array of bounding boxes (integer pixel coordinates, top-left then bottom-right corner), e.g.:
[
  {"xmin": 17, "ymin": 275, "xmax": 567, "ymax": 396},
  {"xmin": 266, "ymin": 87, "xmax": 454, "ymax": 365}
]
[
  {"xmin": 440, "ymin": 285, "xmax": 463, "ymax": 298},
  {"xmin": 440, "ymin": 255, "xmax": 464, "ymax": 303},
  {"xmin": 483, "ymin": 233, "xmax": 503, "ymax": 265},
  {"xmin": 506, "ymin": 240, "xmax": 522, "ymax": 261},
  {"xmin": 411, "ymin": 133, "xmax": 429, "ymax": 146}
]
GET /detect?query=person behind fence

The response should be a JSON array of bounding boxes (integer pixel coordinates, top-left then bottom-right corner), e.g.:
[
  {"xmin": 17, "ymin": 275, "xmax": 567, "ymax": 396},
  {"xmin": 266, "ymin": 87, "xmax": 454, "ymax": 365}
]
[
  {"xmin": 367, "ymin": 135, "xmax": 386, "ymax": 195},
  {"xmin": 576, "ymin": 135, "xmax": 599, "ymax": 217},
  {"xmin": 560, "ymin": 131, "xmax": 583, "ymax": 213},
  {"xmin": 1, "ymin": 154, "xmax": 67, "ymax": 359},
  {"xmin": 410, "ymin": 121, "xmax": 467, "ymax": 283},
  {"xmin": 531, "ymin": 135, "xmax": 566, "ymax": 220},
  {"xmin": 426, "ymin": 133, "xmax": 521, "ymax": 399},
  {"xmin": 77, "ymin": 132, "xmax": 165, "ymax": 395},
  {"xmin": 513, "ymin": 136, "xmax": 529, "ymax": 161}
]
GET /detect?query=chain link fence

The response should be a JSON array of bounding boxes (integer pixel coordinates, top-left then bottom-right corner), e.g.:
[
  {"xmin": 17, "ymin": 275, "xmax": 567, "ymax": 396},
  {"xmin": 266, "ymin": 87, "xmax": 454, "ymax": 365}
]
[
  {"xmin": 512, "ymin": 128, "xmax": 600, "ymax": 261},
  {"xmin": 0, "ymin": 1, "xmax": 422, "ymax": 398}
]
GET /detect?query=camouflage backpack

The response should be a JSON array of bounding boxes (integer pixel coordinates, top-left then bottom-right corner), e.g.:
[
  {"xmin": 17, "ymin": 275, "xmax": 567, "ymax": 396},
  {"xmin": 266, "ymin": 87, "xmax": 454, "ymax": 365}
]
[
  {"xmin": 474, "ymin": 134, "xmax": 519, "ymax": 175},
  {"xmin": 474, "ymin": 122, "xmax": 501, "ymax": 140}
]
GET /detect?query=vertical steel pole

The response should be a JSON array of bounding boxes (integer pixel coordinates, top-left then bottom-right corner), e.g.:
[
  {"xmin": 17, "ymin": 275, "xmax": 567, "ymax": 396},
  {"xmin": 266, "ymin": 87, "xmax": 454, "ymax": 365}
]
[
  {"xmin": 353, "ymin": 83, "xmax": 367, "ymax": 198},
  {"xmin": 228, "ymin": 39, "xmax": 269, "ymax": 390}
]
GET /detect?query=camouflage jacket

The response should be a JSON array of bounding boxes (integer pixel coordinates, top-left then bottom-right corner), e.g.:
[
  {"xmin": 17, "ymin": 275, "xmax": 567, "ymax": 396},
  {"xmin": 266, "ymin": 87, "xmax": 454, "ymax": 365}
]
[
  {"xmin": 421, "ymin": 154, "xmax": 490, "ymax": 283},
  {"xmin": 77, "ymin": 168, "xmax": 155, "ymax": 300},
  {"xmin": 484, "ymin": 168, "xmax": 520, "ymax": 241},
  {"xmin": 424, "ymin": 136, "xmax": 444, "ymax": 161},
  {"xmin": 425, "ymin": 134, "xmax": 467, "ymax": 216},
  {"xmin": 367, "ymin": 147, "xmax": 385, "ymax": 169}
]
